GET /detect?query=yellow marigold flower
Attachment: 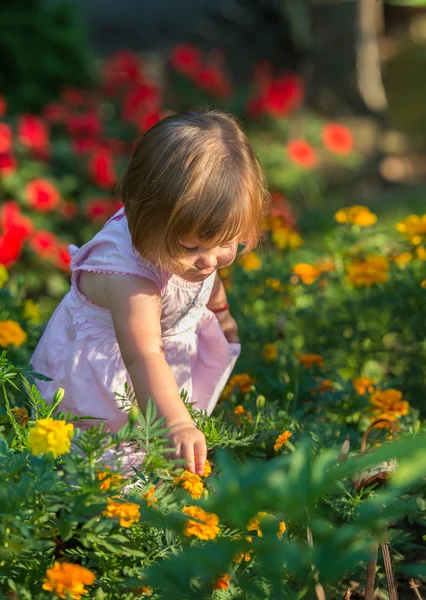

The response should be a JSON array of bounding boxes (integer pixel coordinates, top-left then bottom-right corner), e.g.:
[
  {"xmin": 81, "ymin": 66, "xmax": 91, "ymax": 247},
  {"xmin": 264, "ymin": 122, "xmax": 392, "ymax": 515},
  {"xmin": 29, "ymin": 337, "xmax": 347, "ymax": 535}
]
[
  {"xmin": 263, "ymin": 343, "xmax": 278, "ymax": 362},
  {"xmin": 353, "ymin": 377, "xmax": 375, "ymax": 395},
  {"xmin": 370, "ymin": 389, "xmax": 409, "ymax": 417},
  {"xmin": 240, "ymin": 252, "xmax": 262, "ymax": 271},
  {"xmin": 213, "ymin": 574, "xmax": 231, "ymax": 590},
  {"xmin": 0, "ymin": 319, "xmax": 27, "ymax": 348},
  {"xmin": 296, "ymin": 353, "xmax": 324, "ymax": 369},
  {"xmin": 272, "ymin": 227, "xmax": 304, "ymax": 251},
  {"xmin": 103, "ymin": 498, "xmax": 140, "ymax": 528},
  {"xmin": 312, "ymin": 379, "xmax": 334, "ymax": 395},
  {"xmin": 416, "ymin": 246, "xmax": 426, "ymax": 260},
  {"xmin": 233, "ymin": 535, "xmax": 253, "ymax": 563},
  {"xmin": 265, "ymin": 277, "xmax": 284, "ymax": 291},
  {"xmin": 23, "ymin": 299, "xmax": 42, "ymax": 324},
  {"xmin": 334, "ymin": 205, "xmax": 377, "ymax": 227},
  {"xmin": 182, "ymin": 505, "xmax": 219, "ymax": 540},
  {"xmin": 0, "ymin": 265, "xmax": 8, "ymax": 289},
  {"xmin": 29, "ymin": 418, "xmax": 74, "ymax": 457},
  {"xmin": 202, "ymin": 459, "xmax": 212, "ymax": 478},
  {"xmin": 396, "ymin": 214, "xmax": 426, "ymax": 244},
  {"xmin": 143, "ymin": 484, "xmax": 158, "ymax": 506},
  {"xmin": 274, "ymin": 430, "xmax": 292, "ymax": 452},
  {"xmin": 316, "ymin": 259, "xmax": 335, "ymax": 273},
  {"xmin": 421, "ymin": 280, "xmax": 426, "ymax": 289},
  {"xmin": 392, "ymin": 252, "xmax": 412, "ymax": 267},
  {"xmin": 42, "ymin": 562, "xmax": 95, "ymax": 600},
  {"xmin": 292, "ymin": 263, "xmax": 321, "ymax": 285},
  {"xmin": 221, "ymin": 373, "xmax": 255, "ymax": 400},
  {"xmin": 278, "ymin": 521, "xmax": 287, "ymax": 539},
  {"xmin": 97, "ymin": 468, "xmax": 123, "ymax": 491},
  {"xmin": 173, "ymin": 470, "xmax": 204, "ymax": 499},
  {"xmin": 370, "ymin": 412, "xmax": 399, "ymax": 429},
  {"xmin": 346, "ymin": 255, "xmax": 389, "ymax": 287},
  {"xmin": 234, "ymin": 405, "xmax": 245, "ymax": 416},
  {"xmin": 11, "ymin": 407, "xmax": 29, "ymax": 428}
]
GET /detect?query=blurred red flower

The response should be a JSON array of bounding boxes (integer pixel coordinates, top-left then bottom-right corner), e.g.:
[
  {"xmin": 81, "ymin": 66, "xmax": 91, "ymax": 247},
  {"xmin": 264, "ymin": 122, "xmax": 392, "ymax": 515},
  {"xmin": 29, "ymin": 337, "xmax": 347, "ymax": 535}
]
[
  {"xmin": 85, "ymin": 198, "xmax": 116, "ymax": 223},
  {"xmin": 0, "ymin": 202, "xmax": 33, "ymax": 268},
  {"xmin": 287, "ymin": 140, "xmax": 317, "ymax": 169},
  {"xmin": 264, "ymin": 74, "xmax": 303, "ymax": 117},
  {"xmin": 0, "ymin": 123, "xmax": 12, "ymax": 154},
  {"xmin": 71, "ymin": 137, "xmax": 102, "ymax": 156},
  {"xmin": 55, "ymin": 243, "xmax": 71, "ymax": 271},
  {"xmin": 89, "ymin": 151, "xmax": 117, "ymax": 188},
  {"xmin": 271, "ymin": 191, "xmax": 298, "ymax": 230},
  {"xmin": 43, "ymin": 103, "xmax": 68, "ymax": 123},
  {"xmin": 195, "ymin": 64, "xmax": 233, "ymax": 98},
  {"xmin": 26, "ymin": 179, "xmax": 61, "ymax": 213},
  {"xmin": 170, "ymin": 45, "xmax": 202, "ymax": 76},
  {"xmin": 18, "ymin": 116, "xmax": 50, "ymax": 153},
  {"xmin": 322, "ymin": 123, "xmax": 354, "ymax": 156},
  {"xmin": 122, "ymin": 83, "xmax": 161, "ymax": 122},
  {"xmin": 29, "ymin": 230, "xmax": 59, "ymax": 259},
  {"xmin": 60, "ymin": 201, "xmax": 78, "ymax": 219},
  {"xmin": 0, "ymin": 95, "xmax": 6, "ymax": 117},
  {"xmin": 137, "ymin": 109, "xmax": 161, "ymax": 133},
  {"xmin": 0, "ymin": 154, "xmax": 17, "ymax": 177},
  {"xmin": 67, "ymin": 110, "xmax": 102, "ymax": 139},
  {"xmin": 61, "ymin": 86, "xmax": 87, "ymax": 107},
  {"xmin": 103, "ymin": 50, "xmax": 143, "ymax": 93}
]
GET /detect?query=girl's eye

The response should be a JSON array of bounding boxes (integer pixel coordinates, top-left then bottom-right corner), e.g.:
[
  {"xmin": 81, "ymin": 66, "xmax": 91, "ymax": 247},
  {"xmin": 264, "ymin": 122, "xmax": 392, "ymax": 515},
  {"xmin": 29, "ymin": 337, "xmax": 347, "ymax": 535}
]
[{"xmin": 181, "ymin": 245, "xmax": 200, "ymax": 253}]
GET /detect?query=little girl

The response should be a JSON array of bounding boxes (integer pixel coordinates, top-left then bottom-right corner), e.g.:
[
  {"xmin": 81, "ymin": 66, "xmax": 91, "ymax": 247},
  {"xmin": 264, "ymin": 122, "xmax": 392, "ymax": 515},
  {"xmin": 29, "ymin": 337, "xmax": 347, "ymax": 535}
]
[{"xmin": 31, "ymin": 111, "xmax": 268, "ymax": 475}]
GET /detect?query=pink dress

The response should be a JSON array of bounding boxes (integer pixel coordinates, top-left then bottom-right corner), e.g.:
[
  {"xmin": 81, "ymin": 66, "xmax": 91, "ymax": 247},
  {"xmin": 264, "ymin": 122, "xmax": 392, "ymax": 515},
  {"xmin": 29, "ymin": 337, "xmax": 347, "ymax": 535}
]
[{"xmin": 31, "ymin": 208, "xmax": 241, "ymax": 432}]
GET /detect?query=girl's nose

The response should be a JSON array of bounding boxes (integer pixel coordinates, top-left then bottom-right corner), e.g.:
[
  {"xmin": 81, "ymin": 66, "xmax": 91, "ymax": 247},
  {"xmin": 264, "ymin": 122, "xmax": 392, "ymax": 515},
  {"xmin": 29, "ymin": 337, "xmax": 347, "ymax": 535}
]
[{"xmin": 195, "ymin": 250, "xmax": 217, "ymax": 270}]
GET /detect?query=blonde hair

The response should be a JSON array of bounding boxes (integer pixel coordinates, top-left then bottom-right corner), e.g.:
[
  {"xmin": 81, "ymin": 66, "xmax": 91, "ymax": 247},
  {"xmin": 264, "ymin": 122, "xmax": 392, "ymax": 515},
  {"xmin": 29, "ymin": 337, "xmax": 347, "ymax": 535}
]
[{"xmin": 119, "ymin": 110, "xmax": 270, "ymax": 270}]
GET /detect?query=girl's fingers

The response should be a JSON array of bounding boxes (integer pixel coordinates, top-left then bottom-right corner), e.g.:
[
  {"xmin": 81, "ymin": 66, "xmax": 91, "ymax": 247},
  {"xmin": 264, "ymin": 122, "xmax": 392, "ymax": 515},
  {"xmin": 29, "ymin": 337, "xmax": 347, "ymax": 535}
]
[
  {"xmin": 182, "ymin": 443, "xmax": 196, "ymax": 474},
  {"xmin": 194, "ymin": 439, "xmax": 207, "ymax": 476}
]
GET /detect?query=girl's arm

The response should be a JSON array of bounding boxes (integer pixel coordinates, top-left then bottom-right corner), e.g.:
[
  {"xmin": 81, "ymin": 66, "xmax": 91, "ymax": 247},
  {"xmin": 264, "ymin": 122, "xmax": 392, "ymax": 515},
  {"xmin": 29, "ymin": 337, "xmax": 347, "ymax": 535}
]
[
  {"xmin": 207, "ymin": 273, "xmax": 239, "ymax": 343},
  {"xmin": 104, "ymin": 273, "xmax": 207, "ymax": 475}
]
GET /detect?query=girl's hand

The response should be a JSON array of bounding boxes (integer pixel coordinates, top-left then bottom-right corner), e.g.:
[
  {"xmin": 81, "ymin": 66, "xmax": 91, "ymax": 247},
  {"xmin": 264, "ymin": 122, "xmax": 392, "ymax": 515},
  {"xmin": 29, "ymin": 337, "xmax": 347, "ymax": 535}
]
[
  {"xmin": 215, "ymin": 309, "xmax": 239, "ymax": 343},
  {"xmin": 168, "ymin": 421, "xmax": 207, "ymax": 475}
]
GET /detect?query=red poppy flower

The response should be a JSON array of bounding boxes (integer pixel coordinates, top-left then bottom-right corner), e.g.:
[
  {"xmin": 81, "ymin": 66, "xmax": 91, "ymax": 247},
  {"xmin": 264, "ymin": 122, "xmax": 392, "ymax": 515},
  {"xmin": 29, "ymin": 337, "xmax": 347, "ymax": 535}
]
[
  {"xmin": 89, "ymin": 151, "xmax": 117, "ymax": 188},
  {"xmin": 71, "ymin": 137, "xmax": 102, "ymax": 156},
  {"xmin": 66, "ymin": 110, "xmax": 102, "ymax": 139},
  {"xmin": 0, "ymin": 95, "xmax": 6, "ymax": 118},
  {"xmin": 29, "ymin": 230, "xmax": 59, "ymax": 259},
  {"xmin": 122, "ymin": 83, "xmax": 161, "ymax": 122},
  {"xmin": 0, "ymin": 123, "xmax": 12, "ymax": 154},
  {"xmin": 18, "ymin": 116, "xmax": 49, "ymax": 153},
  {"xmin": 55, "ymin": 243, "xmax": 71, "ymax": 271},
  {"xmin": 194, "ymin": 65, "xmax": 233, "ymax": 98},
  {"xmin": 1, "ymin": 202, "xmax": 33, "ymax": 239},
  {"xmin": 43, "ymin": 103, "xmax": 68, "ymax": 123},
  {"xmin": 137, "ymin": 109, "xmax": 161, "ymax": 132},
  {"xmin": 322, "ymin": 123, "xmax": 354, "ymax": 156},
  {"xmin": 26, "ymin": 179, "xmax": 61, "ymax": 213},
  {"xmin": 287, "ymin": 140, "xmax": 317, "ymax": 169},
  {"xmin": 85, "ymin": 197, "xmax": 115, "ymax": 222},
  {"xmin": 264, "ymin": 74, "xmax": 304, "ymax": 117},
  {"xmin": 103, "ymin": 50, "xmax": 143, "ymax": 93},
  {"xmin": 0, "ymin": 154, "xmax": 17, "ymax": 177},
  {"xmin": 0, "ymin": 232, "xmax": 24, "ymax": 268},
  {"xmin": 170, "ymin": 44, "xmax": 202, "ymax": 76}
]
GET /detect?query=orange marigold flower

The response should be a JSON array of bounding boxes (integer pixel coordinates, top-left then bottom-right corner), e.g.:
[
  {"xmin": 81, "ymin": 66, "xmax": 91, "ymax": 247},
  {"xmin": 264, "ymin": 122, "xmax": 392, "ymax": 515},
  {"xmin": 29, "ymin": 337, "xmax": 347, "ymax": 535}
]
[
  {"xmin": 173, "ymin": 471, "xmax": 204, "ymax": 499},
  {"xmin": 278, "ymin": 521, "xmax": 287, "ymax": 539},
  {"xmin": 221, "ymin": 373, "xmax": 255, "ymax": 399},
  {"xmin": 274, "ymin": 430, "xmax": 292, "ymax": 451},
  {"xmin": 182, "ymin": 506, "xmax": 219, "ymax": 540},
  {"xmin": 272, "ymin": 226, "xmax": 304, "ymax": 251},
  {"xmin": 334, "ymin": 205, "xmax": 377, "ymax": 227},
  {"xmin": 417, "ymin": 246, "xmax": 426, "ymax": 261},
  {"xmin": 263, "ymin": 343, "xmax": 278, "ymax": 362},
  {"xmin": 353, "ymin": 377, "xmax": 375, "ymax": 396},
  {"xmin": 392, "ymin": 251, "xmax": 412, "ymax": 267},
  {"xmin": 346, "ymin": 255, "xmax": 389, "ymax": 287},
  {"xmin": 0, "ymin": 319, "xmax": 27, "ymax": 348},
  {"xmin": 322, "ymin": 123, "xmax": 354, "ymax": 156},
  {"xmin": 265, "ymin": 277, "xmax": 284, "ymax": 291},
  {"xmin": 234, "ymin": 405, "xmax": 245, "ymax": 416},
  {"xmin": 103, "ymin": 498, "xmax": 140, "ymax": 528},
  {"xmin": 287, "ymin": 140, "xmax": 317, "ymax": 169},
  {"xmin": 202, "ymin": 459, "xmax": 212, "ymax": 478},
  {"xmin": 97, "ymin": 468, "xmax": 123, "ymax": 491},
  {"xmin": 396, "ymin": 214, "xmax": 426, "ymax": 245},
  {"xmin": 296, "ymin": 353, "xmax": 324, "ymax": 369},
  {"xmin": 213, "ymin": 574, "xmax": 231, "ymax": 590},
  {"xmin": 312, "ymin": 379, "xmax": 334, "ymax": 395},
  {"xmin": 248, "ymin": 512, "xmax": 286, "ymax": 539},
  {"xmin": 370, "ymin": 389, "xmax": 409, "ymax": 417},
  {"xmin": 316, "ymin": 259, "xmax": 335, "ymax": 273},
  {"xmin": 143, "ymin": 484, "xmax": 158, "ymax": 506},
  {"xmin": 42, "ymin": 562, "xmax": 95, "ymax": 600},
  {"xmin": 240, "ymin": 251, "xmax": 262, "ymax": 271},
  {"xmin": 292, "ymin": 263, "xmax": 321, "ymax": 285}
]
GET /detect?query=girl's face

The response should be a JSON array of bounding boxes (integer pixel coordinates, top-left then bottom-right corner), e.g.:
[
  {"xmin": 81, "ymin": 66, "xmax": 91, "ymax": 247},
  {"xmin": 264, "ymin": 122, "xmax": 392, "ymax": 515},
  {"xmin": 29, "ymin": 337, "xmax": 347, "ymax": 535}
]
[{"xmin": 176, "ymin": 237, "xmax": 238, "ymax": 282}]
